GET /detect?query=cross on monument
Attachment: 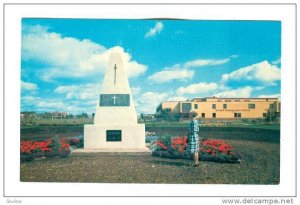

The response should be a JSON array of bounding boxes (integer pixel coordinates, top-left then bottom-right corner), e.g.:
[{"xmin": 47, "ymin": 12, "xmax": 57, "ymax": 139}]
[
  {"xmin": 114, "ymin": 64, "xmax": 117, "ymax": 85},
  {"xmin": 112, "ymin": 95, "xmax": 118, "ymax": 105}
]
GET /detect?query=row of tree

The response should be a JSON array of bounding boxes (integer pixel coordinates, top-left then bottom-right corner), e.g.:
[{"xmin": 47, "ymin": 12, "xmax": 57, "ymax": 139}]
[
  {"xmin": 142, "ymin": 109, "xmax": 198, "ymax": 121},
  {"xmin": 21, "ymin": 111, "xmax": 93, "ymax": 119}
]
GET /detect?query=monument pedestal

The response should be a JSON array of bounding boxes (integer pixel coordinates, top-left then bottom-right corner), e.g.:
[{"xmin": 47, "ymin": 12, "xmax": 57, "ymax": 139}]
[{"xmin": 84, "ymin": 124, "xmax": 145, "ymax": 149}]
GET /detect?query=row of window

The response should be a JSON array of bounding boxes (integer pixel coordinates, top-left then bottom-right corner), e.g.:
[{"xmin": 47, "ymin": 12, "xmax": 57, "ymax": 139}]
[
  {"xmin": 193, "ymin": 103, "xmax": 255, "ymax": 110},
  {"xmin": 200, "ymin": 112, "xmax": 268, "ymax": 118},
  {"xmin": 193, "ymin": 103, "xmax": 274, "ymax": 110},
  {"xmin": 216, "ymin": 99, "xmax": 272, "ymax": 102},
  {"xmin": 182, "ymin": 102, "xmax": 275, "ymax": 113}
]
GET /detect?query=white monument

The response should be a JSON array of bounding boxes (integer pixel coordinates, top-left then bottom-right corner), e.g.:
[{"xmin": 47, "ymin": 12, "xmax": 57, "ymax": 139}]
[{"xmin": 84, "ymin": 51, "xmax": 146, "ymax": 150}]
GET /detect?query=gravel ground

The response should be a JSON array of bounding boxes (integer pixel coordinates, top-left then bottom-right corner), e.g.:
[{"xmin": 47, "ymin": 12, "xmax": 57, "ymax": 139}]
[{"xmin": 20, "ymin": 139, "xmax": 279, "ymax": 184}]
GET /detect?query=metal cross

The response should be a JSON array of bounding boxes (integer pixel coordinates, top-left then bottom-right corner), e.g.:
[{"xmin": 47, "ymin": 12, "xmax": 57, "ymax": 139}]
[
  {"xmin": 112, "ymin": 95, "xmax": 118, "ymax": 105},
  {"xmin": 114, "ymin": 64, "xmax": 117, "ymax": 85}
]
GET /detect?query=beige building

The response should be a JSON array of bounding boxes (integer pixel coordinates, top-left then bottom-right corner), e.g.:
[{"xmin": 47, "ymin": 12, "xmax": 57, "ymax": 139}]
[{"xmin": 156, "ymin": 97, "xmax": 280, "ymax": 119}]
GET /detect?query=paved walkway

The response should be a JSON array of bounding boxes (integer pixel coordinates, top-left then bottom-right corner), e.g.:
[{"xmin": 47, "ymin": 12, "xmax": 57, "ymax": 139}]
[{"xmin": 72, "ymin": 147, "xmax": 151, "ymax": 153}]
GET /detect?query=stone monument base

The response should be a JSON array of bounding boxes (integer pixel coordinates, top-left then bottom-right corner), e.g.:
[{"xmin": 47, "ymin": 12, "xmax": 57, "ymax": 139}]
[{"xmin": 84, "ymin": 124, "xmax": 145, "ymax": 150}]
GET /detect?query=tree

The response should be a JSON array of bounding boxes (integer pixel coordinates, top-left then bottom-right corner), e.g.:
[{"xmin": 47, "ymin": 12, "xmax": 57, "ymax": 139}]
[
  {"xmin": 189, "ymin": 111, "xmax": 198, "ymax": 119},
  {"xmin": 42, "ymin": 112, "xmax": 52, "ymax": 119},
  {"xmin": 156, "ymin": 109, "xmax": 180, "ymax": 121},
  {"xmin": 76, "ymin": 112, "xmax": 89, "ymax": 118}
]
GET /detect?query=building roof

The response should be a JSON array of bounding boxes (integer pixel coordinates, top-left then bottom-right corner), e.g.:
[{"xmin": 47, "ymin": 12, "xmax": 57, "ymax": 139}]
[
  {"xmin": 192, "ymin": 97, "xmax": 278, "ymax": 101},
  {"xmin": 161, "ymin": 96, "xmax": 279, "ymax": 103}
]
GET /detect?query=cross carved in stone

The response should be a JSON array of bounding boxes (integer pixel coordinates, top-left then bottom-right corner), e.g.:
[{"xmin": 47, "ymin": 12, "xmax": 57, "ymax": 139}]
[{"xmin": 112, "ymin": 95, "xmax": 118, "ymax": 105}]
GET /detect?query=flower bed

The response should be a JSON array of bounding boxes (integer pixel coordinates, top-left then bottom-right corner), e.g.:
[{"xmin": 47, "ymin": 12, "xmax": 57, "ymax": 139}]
[
  {"xmin": 151, "ymin": 136, "xmax": 241, "ymax": 163},
  {"xmin": 20, "ymin": 137, "xmax": 72, "ymax": 162}
]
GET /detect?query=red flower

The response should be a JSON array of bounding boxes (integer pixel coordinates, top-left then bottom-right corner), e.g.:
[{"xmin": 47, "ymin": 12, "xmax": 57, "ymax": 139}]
[
  {"xmin": 170, "ymin": 136, "xmax": 188, "ymax": 152},
  {"xmin": 21, "ymin": 138, "xmax": 71, "ymax": 154},
  {"xmin": 205, "ymin": 148, "xmax": 212, "ymax": 153},
  {"xmin": 155, "ymin": 140, "xmax": 168, "ymax": 150},
  {"xmin": 151, "ymin": 137, "xmax": 237, "ymax": 158}
]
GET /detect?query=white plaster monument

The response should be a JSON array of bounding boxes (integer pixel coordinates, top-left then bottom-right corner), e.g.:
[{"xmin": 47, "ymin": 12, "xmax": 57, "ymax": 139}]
[{"xmin": 84, "ymin": 51, "xmax": 146, "ymax": 151}]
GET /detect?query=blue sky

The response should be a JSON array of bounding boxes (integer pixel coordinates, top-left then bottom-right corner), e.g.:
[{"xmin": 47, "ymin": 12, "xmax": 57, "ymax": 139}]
[{"xmin": 21, "ymin": 19, "xmax": 281, "ymax": 114}]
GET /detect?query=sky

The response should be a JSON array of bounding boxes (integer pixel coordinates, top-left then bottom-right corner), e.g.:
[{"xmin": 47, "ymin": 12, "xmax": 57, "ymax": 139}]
[{"xmin": 21, "ymin": 19, "xmax": 281, "ymax": 114}]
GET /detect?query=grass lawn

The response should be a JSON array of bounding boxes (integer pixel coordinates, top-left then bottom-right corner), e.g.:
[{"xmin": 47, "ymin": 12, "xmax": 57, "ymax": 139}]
[{"xmin": 20, "ymin": 138, "xmax": 279, "ymax": 184}]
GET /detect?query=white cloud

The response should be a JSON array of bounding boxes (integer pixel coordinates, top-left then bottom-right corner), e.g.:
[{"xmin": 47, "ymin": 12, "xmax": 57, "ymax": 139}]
[
  {"xmin": 254, "ymin": 86, "xmax": 265, "ymax": 91},
  {"xmin": 148, "ymin": 64, "xmax": 194, "ymax": 84},
  {"xmin": 21, "ymin": 80, "xmax": 38, "ymax": 91},
  {"xmin": 54, "ymin": 83, "xmax": 100, "ymax": 100},
  {"xmin": 176, "ymin": 82, "xmax": 218, "ymax": 95},
  {"xmin": 21, "ymin": 95, "xmax": 41, "ymax": 104},
  {"xmin": 145, "ymin": 22, "xmax": 164, "ymax": 38},
  {"xmin": 149, "ymin": 56, "xmax": 231, "ymax": 84},
  {"xmin": 272, "ymin": 58, "xmax": 281, "ymax": 65},
  {"xmin": 136, "ymin": 91, "xmax": 168, "ymax": 114},
  {"xmin": 22, "ymin": 25, "xmax": 147, "ymax": 80},
  {"xmin": 22, "ymin": 25, "xmax": 105, "ymax": 67},
  {"xmin": 21, "ymin": 95, "xmax": 65, "ymax": 111},
  {"xmin": 131, "ymin": 87, "xmax": 141, "ymax": 95},
  {"xmin": 230, "ymin": 54, "xmax": 239, "ymax": 58},
  {"xmin": 214, "ymin": 86, "xmax": 253, "ymax": 98},
  {"xmin": 21, "ymin": 95, "xmax": 96, "ymax": 114},
  {"xmin": 36, "ymin": 101, "xmax": 65, "ymax": 109},
  {"xmin": 221, "ymin": 60, "xmax": 280, "ymax": 86},
  {"xmin": 184, "ymin": 58, "xmax": 230, "ymax": 68},
  {"xmin": 167, "ymin": 96, "xmax": 188, "ymax": 101},
  {"xmin": 80, "ymin": 100, "xmax": 98, "ymax": 106},
  {"xmin": 257, "ymin": 93, "xmax": 281, "ymax": 100}
]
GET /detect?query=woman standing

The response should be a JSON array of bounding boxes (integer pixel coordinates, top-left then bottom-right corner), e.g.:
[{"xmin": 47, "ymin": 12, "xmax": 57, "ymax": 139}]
[{"xmin": 187, "ymin": 117, "xmax": 200, "ymax": 167}]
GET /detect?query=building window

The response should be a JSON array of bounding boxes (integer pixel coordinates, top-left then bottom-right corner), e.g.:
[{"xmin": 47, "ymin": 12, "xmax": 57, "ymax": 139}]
[
  {"xmin": 248, "ymin": 103, "xmax": 255, "ymax": 109},
  {"xmin": 181, "ymin": 103, "xmax": 192, "ymax": 113},
  {"xmin": 194, "ymin": 104, "xmax": 198, "ymax": 109},
  {"xmin": 223, "ymin": 104, "xmax": 227, "ymax": 109},
  {"xmin": 269, "ymin": 104, "xmax": 274, "ymax": 109},
  {"xmin": 212, "ymin": 104, "xmax": 216, "ymax": 109},
  {"xmin": 263, "ymin": 113, "xmax": 267, "ymax": 118},
  {"xmin": 234, "ymin": 113, "xmax": 241, "ymax": 118},
  {"xmin": 212, "ymin": 113, "xmax": 216, "ymax": 118},
  {"xmin": 201, "ymin": 113, "xmax": 205, "ymax": 118}
]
